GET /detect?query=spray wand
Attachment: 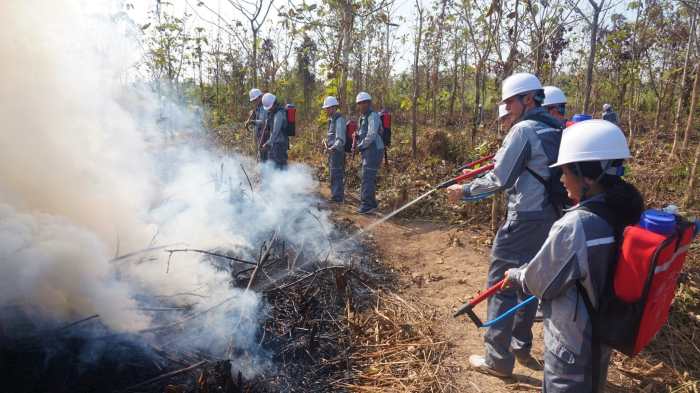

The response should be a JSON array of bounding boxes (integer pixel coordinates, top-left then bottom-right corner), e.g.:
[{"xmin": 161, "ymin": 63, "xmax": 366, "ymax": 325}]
[
  {"xmin": 347, "ymin": 159, "xmax": 497, "ymax": 240},
  {"xmin": 435, "ymin": 162, "xmax": 495, "ymax": 190},
  {"xmin": 454, "ymin": 278, "xmax": 537, "ymax": 328},
  {"xmin": 456, "ymin": 154, "xmax": 495, "ymax": 172}
]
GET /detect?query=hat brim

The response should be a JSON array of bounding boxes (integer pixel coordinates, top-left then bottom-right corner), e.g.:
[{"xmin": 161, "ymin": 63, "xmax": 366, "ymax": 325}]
[{"xmin": 550, "ymin": 153, "xmax": 632, "ymax": 169}]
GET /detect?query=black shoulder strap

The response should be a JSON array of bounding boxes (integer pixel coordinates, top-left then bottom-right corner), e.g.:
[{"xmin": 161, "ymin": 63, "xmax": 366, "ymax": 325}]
[
  {"xmin": 521, "ymin": 110, "xmax": 563, "ymax": 190},
  {"xmin": 521, "ymin": 111, "xmax": 565, "ymax": 130},
  {"xmin": 526, "ymin": 167, "xmax": 549, "ymax": 190},
  {"xmin": 578, "ymin": 202, "xmax": 617, "ymax": 231}
]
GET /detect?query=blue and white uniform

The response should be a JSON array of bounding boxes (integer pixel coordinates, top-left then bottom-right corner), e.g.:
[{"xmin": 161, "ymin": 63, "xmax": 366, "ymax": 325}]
[
  {"xmin": 253, "ymin": 104, "xmax": 268, "ymax": 161},
  {"xmin": 356, "ymin": 109, "xmax": 384, "ymax": 212},
  {"xmin": 464, "ymin": 107, "xmax": 562, "ymax": 374},
  {"xmin": 507, "ymin": 195, "xmax": 615, "ymax": 392},
  {"xmin": 266, "ymin": 107, "xmax": 288, "ymax": 169},
  {"xmin": 327, "ymin": 112, "xmax": 347, "ymax": 201}
]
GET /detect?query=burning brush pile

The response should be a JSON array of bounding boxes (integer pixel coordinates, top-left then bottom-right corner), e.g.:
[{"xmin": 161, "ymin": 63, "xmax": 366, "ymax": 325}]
[
  {"xmin": 0, "ymin": 2, "xmax": 454, "ymax": 392},
  {"xmin": 1, "ymin": 217, "xmax": 454, "ymax": 393}
]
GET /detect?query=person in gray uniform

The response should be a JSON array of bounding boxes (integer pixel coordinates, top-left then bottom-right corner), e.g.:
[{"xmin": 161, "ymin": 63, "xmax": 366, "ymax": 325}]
[
  {"xmin": 504, "ymin": 119, "xmax": 643, "ymax": 392},
  {"xmin": 261, "ymin": 92, "xmax": 288, "ymax": 169},
  {"xmin": 447, "ymin": 73, "xmax": 564, "ymax": 376},
  {"xmin": 246, "ymin": 88, "xmax": 268, "ymax": 162},
  {"xmin": 323, "ymin": 96, "xmax": 346, "ymax": 202},
  {"xmin": 543, "ymin": 86, "xmax": 568, "ymax": 123},
  {"xmin": 354, "ymin": 91, "xmax": 384, "ymax": 214},
  {"xmin": 601, "ymin": 103, "xmax": 619, "ymax": 125}
]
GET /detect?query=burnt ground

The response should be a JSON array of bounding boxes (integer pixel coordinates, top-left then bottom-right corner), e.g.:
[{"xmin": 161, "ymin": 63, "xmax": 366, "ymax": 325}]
[{"xmin": 0, "ymin": 204, "xmax": 436, "ymax": 393}]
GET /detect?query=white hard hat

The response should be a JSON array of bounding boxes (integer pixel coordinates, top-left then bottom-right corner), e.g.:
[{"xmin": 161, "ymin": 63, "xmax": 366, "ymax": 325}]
[
  {"xmin": 355, "ymin": 91, "xmax": 372, "ymax": 103},
  {"xmin": 261, "ymin": 93, "xmax": 276, "ymax": 111},
  {"xmin": 322, "ymin": 96, "xmax": 339, "ymax": 109},
  {"xmin": 249, "ymin": 88, "xmax": 263, "ymax": 102},
  {"xmin": 543, "ymin": 86, "xmax": 567, "ymax": 106},
  {"xmin": 498, "ymin": 104, "xmax": 509, "ymax": 119},
  {"xmin": 603, "ymin": 103, "xmax": 612, "ymax": 111},
  {"xmin": 501, "ymin": 73, "xmax": 543, "ymax": 102},
  {"xmin": 551, "ymin": 120, "xmax": 630, "ymax": 168}
]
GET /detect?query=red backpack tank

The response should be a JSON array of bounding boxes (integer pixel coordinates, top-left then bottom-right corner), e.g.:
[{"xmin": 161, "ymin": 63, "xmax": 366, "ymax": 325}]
[
  {"xmin": 582, "ymin": 205, "xmax": 697, "ymax": 356},
  {"xmin": 344, "ymin": 120, "xmax": 357, "ymax": 153}
]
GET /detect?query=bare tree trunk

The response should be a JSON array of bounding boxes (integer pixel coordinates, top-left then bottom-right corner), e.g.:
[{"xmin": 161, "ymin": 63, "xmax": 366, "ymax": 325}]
[
  {"xmin": 471, "ymin": 60, "xmax": 482, "ymax": 146},
  {"xmin": 684, "ymin": 140, "xmax": 700, "ymax": 208},
  {"xmin": 448, "ymin": 50, "xmax": 459, "ymax": 122},
  {"xmin": 251, "ymin": 26, "xmax": 258, "ymax": 86},
  {"xmin": 683, "ymin": 62, "xmax": 700, "ymax": 150},
  {"xmin": 654, "ymin": 74, "xmax": 674, "ymax": 134},
  {"xmin": 431, "ymin": 0, "xmax": 448, "ymax": 125},
  {"xmin": 412, "ymin": 1, "xmax": 424, "ymax": 158},
  {"xmin": 671, "ymin": 15, "xmax": 697, "ymax": 156},
  {"xmin": 583, "ymin": 3, "xmax": 602, "ymax": 114},
  {"xmin": 339, "ymin": 0, "xmax": 354, "ymax": 114}
]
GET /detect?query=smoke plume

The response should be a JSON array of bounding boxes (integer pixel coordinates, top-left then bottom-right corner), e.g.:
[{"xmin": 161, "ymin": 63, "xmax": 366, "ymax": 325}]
[{"xmin": 0, "ymin": 0, "xmax": 336, "ymax": 371}]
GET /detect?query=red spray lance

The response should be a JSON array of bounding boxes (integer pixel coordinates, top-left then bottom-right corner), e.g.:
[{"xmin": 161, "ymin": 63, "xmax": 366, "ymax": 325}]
[
  {"xmin": 350, "ymin": 158, "xmax": 498, "ymax": 238},
  {"xmin": 456, "ymin": 154, "xmax": 495, "ymax": 172},
  {"xmin": 436, "ymin": 162, "xmax": 495, "ymax": 189}
]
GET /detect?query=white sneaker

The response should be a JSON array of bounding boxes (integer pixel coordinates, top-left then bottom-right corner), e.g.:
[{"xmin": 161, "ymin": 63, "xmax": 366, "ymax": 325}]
[{"xmin": 468, "ymin": 355, "xmax": 511, "ymax": 378}]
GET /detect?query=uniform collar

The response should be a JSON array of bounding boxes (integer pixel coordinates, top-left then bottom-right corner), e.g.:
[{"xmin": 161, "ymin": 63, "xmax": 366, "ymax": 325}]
[{"xmin": 565, "ymin": 193, "xmax": 606, "ymax": 212}]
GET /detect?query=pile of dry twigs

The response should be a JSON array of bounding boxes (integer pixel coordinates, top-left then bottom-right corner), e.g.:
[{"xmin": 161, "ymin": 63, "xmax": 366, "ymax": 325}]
[{"xmin": 0, "ymin": 218, "xmax": 456, "ymax": 393}]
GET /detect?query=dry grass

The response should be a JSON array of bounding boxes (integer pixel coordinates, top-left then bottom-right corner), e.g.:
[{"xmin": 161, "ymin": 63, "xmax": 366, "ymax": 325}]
[{"xmin": 334, "ymin": 291, "xmax": 457, "ymax": 392}]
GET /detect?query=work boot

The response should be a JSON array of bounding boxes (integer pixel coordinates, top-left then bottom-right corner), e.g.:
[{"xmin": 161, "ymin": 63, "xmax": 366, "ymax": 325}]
[
  {"xmin": 514, "ymin": 352, "xmax": 543, "ymax": 371},
  {"xmin": 357, "ymin": 206, "xmax": 377, "ymax": 215},
  {"xmin": 468, "ymin": 355, "xmax": 511, "ymax": 378}
]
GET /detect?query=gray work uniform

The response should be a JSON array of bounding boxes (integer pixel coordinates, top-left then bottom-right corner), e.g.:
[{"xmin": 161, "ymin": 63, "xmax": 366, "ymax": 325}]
[
  {"xmin": 356, "ymin": 109, "xmax": 385, "ymax": 211},
  {"xmin": 327, "ymin": 112, "xmax": 347, "ymax": 201},
  {"xmin": 266, "ymin": 107, "xmax": 289, "ymax": 169},
  {"xmin": 508, "ymin": 195, "xmax": 614, "ymax": 392},
  {"xmin": 253, "ymin": 105, "xmax": 268, "ymax": 162},
  {"xmin": 463, "ymin": 107, "xmax": 561, "ymax": 374},
  {"xmin": 602, "ymin": 110, "xmax": 618, "ymax": 125}
]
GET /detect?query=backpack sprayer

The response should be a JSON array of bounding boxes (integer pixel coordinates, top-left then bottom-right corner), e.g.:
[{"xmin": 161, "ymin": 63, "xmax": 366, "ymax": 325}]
[{"xmin": 454, "ymin": 278, "xmax": 537, "ymax": 328}]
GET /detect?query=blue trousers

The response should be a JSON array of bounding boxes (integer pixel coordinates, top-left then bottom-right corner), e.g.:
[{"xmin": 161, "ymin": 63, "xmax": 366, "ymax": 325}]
[
  {"xmin": 269, "ymin": 141, "xmax": 288, "ymax": 169},
  {"xmin": 329, "ymin": 148, "xmax": 345, "ymax": 201},
  {"xmin": 484, "ymin": 217, "xmax": 555, "ymax": 374},
  {"xmin": 360, "ymin": 146, "xmax": 383, "ymax": 210}
]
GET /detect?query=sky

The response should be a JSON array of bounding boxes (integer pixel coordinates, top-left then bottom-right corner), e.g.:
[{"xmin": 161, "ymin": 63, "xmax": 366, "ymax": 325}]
[
  {"xmin": 126, "ymin": 0, "xmax": 421, "ymax": 73},
  {"xmin": 125, "ymin": 0, "xmax": 634, "ymax": 78}
]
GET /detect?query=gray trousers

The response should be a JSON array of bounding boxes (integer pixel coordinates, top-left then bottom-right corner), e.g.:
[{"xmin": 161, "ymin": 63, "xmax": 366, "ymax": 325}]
[
  {"xmin": 484, "ymin": 217, "xmax": 555, "ymax": 374},
  {"xmin": 543, "ymin": 341, "xmax": 611, "ymax": 393},
  {"xmin": 258, "ymin": 147, "xmax": 269, "ymax": 162},
  {"xmin": 255, "ymin": 130, "xmax": 268, "ymax": 162},
  {"xmin": 329, "ymin": 148, "xmax": 345, "ymax": 201},
  {"xmin": 269, "ymin": 141, "xmax": 288, "ymax": 169},
  {"xmin": 360, "ymin": 146, "xmax": 383, "ymax": 210}
]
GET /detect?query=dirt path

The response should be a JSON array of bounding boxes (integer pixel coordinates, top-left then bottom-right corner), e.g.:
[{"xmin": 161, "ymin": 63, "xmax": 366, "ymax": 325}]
[{"xmin": 321, "ymin": 189, "xmax": 546, "ymax": 392}]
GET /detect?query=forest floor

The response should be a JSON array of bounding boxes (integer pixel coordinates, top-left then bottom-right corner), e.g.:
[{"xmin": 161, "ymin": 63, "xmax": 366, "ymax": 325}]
[{"xmin": 317, "ymin": 186, "xmax": 695, "ymax": 392}]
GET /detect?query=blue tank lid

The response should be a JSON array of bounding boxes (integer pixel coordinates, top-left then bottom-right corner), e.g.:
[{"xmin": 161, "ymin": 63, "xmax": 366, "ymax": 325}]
[
  {"xmin": 572, "ymin": 114, "xmax": 593, "ymax": 122},
  {"xmin": 640, "ymin": 209, "xmax": 676, "ymax": 236}
]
